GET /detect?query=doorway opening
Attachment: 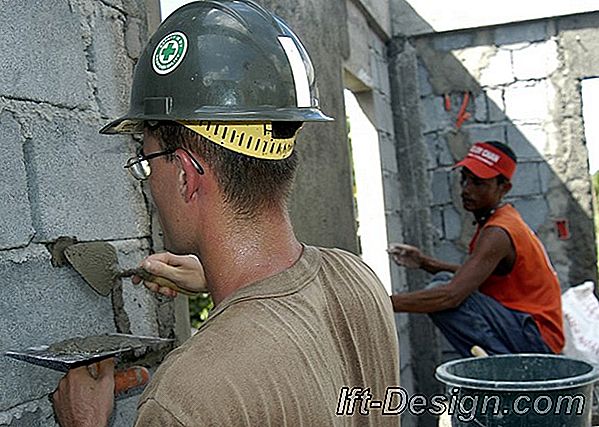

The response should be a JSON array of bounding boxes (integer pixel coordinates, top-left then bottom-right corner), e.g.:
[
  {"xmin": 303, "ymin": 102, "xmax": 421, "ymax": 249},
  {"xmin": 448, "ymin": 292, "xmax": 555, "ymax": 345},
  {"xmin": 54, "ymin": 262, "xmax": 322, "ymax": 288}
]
[
  {"xmin": 581, "ymin": 77, "xmax": 599, "ymax": 271},
  {"xmin": 344, "ymin": 89, "xmax": 391, "ymax": 293}
]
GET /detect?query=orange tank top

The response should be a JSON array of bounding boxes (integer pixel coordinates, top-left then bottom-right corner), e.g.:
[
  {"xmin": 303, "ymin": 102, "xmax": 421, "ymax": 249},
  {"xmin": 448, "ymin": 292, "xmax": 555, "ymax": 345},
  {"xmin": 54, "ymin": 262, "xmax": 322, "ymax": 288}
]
[{"xmin": 469, "ymin": 204, "xmax": 564, "ymax": 353}]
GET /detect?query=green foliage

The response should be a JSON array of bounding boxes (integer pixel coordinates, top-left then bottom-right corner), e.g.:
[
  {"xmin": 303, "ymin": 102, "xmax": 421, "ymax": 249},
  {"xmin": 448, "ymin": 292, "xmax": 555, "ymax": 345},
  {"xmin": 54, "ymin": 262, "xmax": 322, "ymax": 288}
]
[{"xmin": 189, "ymin": 292, "xmax": 213, "ymax": 329}]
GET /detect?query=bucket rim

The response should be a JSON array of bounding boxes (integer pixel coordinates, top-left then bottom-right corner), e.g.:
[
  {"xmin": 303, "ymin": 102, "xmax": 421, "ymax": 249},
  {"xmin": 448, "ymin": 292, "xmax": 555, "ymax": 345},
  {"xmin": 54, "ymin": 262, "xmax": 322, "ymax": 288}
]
[{"xmin": 435, "ymin": 354, "xmax": 599, "ymax": 392}]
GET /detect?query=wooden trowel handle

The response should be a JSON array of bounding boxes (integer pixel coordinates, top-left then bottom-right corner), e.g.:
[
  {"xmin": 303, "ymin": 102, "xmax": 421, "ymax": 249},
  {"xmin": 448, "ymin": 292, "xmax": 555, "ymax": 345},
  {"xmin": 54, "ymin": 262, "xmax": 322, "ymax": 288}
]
[{"xmin": 114, "ymin": 366, "xmax": 150, "ymax": 395}]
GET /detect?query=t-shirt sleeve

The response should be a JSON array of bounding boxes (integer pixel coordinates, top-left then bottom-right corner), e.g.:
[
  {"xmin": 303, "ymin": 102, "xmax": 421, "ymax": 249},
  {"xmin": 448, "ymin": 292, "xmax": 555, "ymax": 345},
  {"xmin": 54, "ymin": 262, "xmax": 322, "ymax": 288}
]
[{"xmin": 134, "ymin": 398, "xmax": 186, "ymax": 427}]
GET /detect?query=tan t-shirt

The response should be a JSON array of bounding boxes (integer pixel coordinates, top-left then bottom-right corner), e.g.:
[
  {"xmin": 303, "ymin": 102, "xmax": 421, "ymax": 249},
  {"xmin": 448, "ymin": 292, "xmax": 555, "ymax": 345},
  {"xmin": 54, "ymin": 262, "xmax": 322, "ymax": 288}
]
[{"xmin": 135, "ymin": 246, "xmax": 400, "ymax": 426}]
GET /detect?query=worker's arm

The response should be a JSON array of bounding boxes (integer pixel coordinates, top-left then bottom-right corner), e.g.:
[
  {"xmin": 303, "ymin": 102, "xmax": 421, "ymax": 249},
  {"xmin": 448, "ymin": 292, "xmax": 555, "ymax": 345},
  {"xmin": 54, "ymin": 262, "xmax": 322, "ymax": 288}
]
[
  {"xmin": 388, "ymin": 243, "xmax": 460, "ymax": 274},
  {"xmin": 390, "ymin": 227, "xmax": 513, "ymax": 313}
]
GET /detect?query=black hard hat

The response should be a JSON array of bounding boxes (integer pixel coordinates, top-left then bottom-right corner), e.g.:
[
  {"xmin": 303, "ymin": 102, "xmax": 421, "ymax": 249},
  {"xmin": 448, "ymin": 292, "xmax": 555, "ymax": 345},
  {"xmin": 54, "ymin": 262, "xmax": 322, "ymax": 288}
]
[{"xmin": 100, "ymin": 0, "xmax": 333, "ymax": 134}]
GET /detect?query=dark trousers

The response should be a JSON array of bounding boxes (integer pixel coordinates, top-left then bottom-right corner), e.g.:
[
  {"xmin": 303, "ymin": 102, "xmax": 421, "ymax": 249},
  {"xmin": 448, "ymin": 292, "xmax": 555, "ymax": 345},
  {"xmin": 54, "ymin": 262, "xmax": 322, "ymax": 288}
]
[{"xmin": 427, "ymin": 272, "xmax": 552, "ymax": 357}]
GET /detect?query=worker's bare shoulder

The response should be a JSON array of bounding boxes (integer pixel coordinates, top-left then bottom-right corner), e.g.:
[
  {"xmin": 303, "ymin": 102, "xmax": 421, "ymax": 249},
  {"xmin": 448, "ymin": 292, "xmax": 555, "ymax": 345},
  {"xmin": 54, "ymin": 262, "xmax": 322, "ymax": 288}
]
[{"xmin": 474, "ymin": 226, "xmax": 513, "ymax": 253}]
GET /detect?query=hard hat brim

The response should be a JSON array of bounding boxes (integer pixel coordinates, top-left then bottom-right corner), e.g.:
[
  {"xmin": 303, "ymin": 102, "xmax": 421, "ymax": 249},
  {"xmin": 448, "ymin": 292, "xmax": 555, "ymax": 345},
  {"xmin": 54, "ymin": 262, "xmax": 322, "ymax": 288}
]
[{"xmin": 100, "ymin": 108, "xmax": 334, "ymax": 134}]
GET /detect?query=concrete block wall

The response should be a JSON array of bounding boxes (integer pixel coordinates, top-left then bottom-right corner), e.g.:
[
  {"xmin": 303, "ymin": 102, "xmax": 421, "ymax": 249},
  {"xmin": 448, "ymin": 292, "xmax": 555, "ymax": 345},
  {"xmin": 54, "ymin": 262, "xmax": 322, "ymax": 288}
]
[
  {"xmin": 388, "ymin": 37, "xmax": 443, "ymax": 427},
  {"xmin": 0, "ymin": 1, "xmax": 176, "ymax": 425},
  {"xmin": 412, "ymin": 15, "xmax": 598, "ymax": 289}
]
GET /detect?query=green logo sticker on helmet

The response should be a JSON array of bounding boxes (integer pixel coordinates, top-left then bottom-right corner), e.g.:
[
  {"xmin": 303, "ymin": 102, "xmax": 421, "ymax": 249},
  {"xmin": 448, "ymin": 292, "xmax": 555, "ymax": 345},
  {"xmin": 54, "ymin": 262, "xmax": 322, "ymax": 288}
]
[{"xmin": 152, "ymin": 32, "xmax": 188, "ymax": 75}]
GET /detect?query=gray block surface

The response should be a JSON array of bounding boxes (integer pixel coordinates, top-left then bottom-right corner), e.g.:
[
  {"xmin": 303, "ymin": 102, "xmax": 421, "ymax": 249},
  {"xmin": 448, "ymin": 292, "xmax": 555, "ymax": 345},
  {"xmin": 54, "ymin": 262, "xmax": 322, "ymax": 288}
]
[
  {"xmin": 0, "ymin": 245, "xmax": 115, "ymax": 410},
  {"xmin": 431, "ymin": 170, "xmax": 451, "ymax": 205},
  {"xmin": 91, "ymin": 3, "xmax": 136, "ymax": 118},
  {"xmin": 0, "ymin": 1, "xmax": 91, "ymax": 108},
  {"xmin": 0, "ymin": 111, "xmax": 34, "ymax": 249},
  {"xmin": 25, "ymin": 113, "xmax": 149, "ymax": 242},
  {"xmin": 512, "ymin": 197, "xmax": 549, "ymax": 232},
  {"xmin": 510, "ymin": 162, "xmax": 542, "ymax": 197},
  {"xmin": 114, "ymin": 239, "xmax": 160, "ymax": 338},
  {"xmin": 495, "ymin": 21, "xmax": 548, "ymax": 46}
]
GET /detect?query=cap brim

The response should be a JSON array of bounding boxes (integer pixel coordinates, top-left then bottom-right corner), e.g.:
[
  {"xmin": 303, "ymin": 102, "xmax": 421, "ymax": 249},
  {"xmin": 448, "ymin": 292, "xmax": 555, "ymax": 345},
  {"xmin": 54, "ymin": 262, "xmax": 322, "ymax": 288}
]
[
  {"xmin": 453, "ymin": 158, "xmax": 500, "ymax": 179},
  {"xmin": 99, "ymin": 117, "xmax": 145, "ymax": 135}
]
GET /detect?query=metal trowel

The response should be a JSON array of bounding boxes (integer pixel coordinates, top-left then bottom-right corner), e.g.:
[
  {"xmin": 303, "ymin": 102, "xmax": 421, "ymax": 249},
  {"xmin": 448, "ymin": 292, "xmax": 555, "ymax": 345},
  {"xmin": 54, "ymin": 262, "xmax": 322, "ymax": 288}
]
[
  {"xmin": 4, "ymin": 333, "xmax": 174, "ymax": 396},
  {"xmin": 63, "ymin": 241, "xmax": 202, "ymax": 297}
]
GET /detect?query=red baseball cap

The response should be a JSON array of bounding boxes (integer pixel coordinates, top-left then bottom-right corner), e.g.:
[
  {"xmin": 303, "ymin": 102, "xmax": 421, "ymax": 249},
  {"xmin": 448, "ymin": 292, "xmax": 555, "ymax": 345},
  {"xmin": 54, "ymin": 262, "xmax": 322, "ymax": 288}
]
[{"xmin": 453, "ymin": 142, "xmax": 516, "ymax": 180}]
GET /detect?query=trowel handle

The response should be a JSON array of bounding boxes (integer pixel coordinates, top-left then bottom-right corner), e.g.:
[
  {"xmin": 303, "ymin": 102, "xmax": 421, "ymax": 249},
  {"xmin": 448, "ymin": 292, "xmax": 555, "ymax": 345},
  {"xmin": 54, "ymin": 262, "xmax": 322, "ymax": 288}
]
[
  {"xmin": 121, "ymin": 268, "xmax": 201, "ymax": 297},
  {"xmin": 147, "ymin": 274, "xmax": 200, "ymax": 297},
  {"xmin": 114, "ymin": 366, "xmax": 150, "ymax": 396}
]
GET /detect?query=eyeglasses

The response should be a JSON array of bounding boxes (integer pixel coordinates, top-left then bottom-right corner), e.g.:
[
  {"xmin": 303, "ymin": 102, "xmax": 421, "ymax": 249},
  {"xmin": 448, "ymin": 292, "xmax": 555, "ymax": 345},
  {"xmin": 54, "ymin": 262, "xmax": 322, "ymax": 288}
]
[{"xmin": 125, "ymin": 147, "xmax": 205, "ymax": 181}]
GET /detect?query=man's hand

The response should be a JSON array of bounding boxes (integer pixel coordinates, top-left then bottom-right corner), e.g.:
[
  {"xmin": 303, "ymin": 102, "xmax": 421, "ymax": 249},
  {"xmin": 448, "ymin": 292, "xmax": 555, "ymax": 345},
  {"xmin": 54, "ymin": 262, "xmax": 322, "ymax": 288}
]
[
  {"xmin": 387, "ymin": 243, "xmax": 425, "ymax": 269},
  {"xmin": 52, "ymin": 358, "xmax": 115, "ymax": 427},
  {"xmin": 133, "ymin": 252, "xmax": 207, "ymax": 298}
]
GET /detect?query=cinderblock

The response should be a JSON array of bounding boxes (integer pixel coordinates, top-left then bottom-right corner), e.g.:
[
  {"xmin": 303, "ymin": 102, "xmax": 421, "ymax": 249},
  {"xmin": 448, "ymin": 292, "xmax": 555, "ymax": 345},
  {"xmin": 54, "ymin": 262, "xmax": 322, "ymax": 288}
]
[
  {"xmin": 464, "ymin": 124, "xmax": 506, "ymax": 144},
  {"xmin": 431, "ymin": 207, "xmax": 443, "ymax": 239},
  {"xmin": 504, "ymin": 80, "xmax": 552, "ymax": 123},
  {"xmin": 0, "ymin": 1, "xmax": 91, "ymax": 108},
  {"xmin": 433, "ymin": 240, "xmax": 466, "ymax": 265},
  {"xmin": 92, "ymin": 3, "xmax": 136, "ymax": 118},
  {"xmin": 443, "ymin": 206, "xmax": 462, "ymax": 241},
  {"xmin": 512, "ymin": 197, "xmax": 549, "ymax": 232},
  {"xmin": 0, "ymin": 111, "xmax": 34, "ymax": 250},
  {"xmin": 382, "ymin": 171, "xmax": 402, "ymax": 216},
  {"xmin": 421, "ymin": 96, "xmax": 450, "ymax": 133},
  {"xmin": 436, "ymin": 135, "xmax": 454, "ymax": 167},
  {"xmin": 0, "ymin": 245, "xmax": 115, "ymax": 410},
  {"xmin": 417, "ymin": 61, "xmax": 433, "ymax": 98},
  {"xmin": 487, "ymin": 88, "xmax": 506, "ymax": 122},
  {"xmin": 346, "ymin": 0, "xmax": 373, "ymax": 91},
  {"xmin": 433, "ymin": 32, "xmax": 474, "ymax": 52},
  {"xmin": 114, "ymin": 239, "xmax": 160, "ymax": 338},
  {"xmin": 0, "ymin": 398, "xmax": 56, "ymax": 427},
  {"xmin": 479, "ymin": 49, "xmax": 514, "ymax": 87},
  {"xmin": 386, "ymin": 211, "xmax": 404, "ymax": 243},
  {"xmin": 424, "ymin": 133, "xmax": 438, "ymax": 169},
  {"xmin": 373, "ymin": 92, "xmax": 394, "ymax": 135},
  {"xmin": 474, "ymin": 92, "xmax": 487, "ymax": 122},
  {"xmin": 495, "ymin": 21, "xmax": 548, "ymax": 46},
  {"xmin": 371, "ymin": 46, "xmax": 391, "ymax": 97},
  {"xmin": 379, "ymin": 132, "xmax": 398, "ymax": 174},
  {"xmin": 431, "ymin": 170, "xmax": 451, "ymax": 205},
  {"xmin": 510, "ymin": 162, "xmax": 542, "ymax": 197},
  {"xmin": 506, "ymin": 124, "xmax": 546, "ymax": 160},
  {"xmin": 25, "ymin": 113, "xmax": 149, "ymax": 242},
  {"xmin": 512, "ymin": 40, "xmax": 558, "ymax": 80},
  {"xmin": 539, "ymin": 162, "xmax": 552, "ymax": 193}
]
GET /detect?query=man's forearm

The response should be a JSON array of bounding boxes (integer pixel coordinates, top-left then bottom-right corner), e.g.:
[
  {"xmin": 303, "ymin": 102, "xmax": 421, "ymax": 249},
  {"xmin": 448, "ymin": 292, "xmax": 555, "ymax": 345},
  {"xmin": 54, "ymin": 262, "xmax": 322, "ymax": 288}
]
[
  {"xmin": 391, "ymin": 286, "xmax": 460, "ymax": 313},
  {"xmin": 420, "ymin": 255, "xmax": 460, "ymax": 274}
]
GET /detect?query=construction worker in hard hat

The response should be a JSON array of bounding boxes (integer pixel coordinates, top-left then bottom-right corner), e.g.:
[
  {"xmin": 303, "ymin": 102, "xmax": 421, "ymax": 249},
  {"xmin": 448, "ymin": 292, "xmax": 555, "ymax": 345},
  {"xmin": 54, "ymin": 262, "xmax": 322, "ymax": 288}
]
[{"xmin": 52, "ymin": 1, "xmax": 400, "ymax": 426}]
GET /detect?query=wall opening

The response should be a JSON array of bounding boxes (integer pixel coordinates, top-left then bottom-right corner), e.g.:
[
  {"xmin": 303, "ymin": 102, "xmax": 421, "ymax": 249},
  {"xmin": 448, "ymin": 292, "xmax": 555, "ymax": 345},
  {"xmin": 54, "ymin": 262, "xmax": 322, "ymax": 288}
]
[
  {"xmin": 344, "ymin": 89, "xmax": 391, "ymax": 293},
  {"xmin": 581, "ymin": 77, "xmax": 599, "ymax": 270}
]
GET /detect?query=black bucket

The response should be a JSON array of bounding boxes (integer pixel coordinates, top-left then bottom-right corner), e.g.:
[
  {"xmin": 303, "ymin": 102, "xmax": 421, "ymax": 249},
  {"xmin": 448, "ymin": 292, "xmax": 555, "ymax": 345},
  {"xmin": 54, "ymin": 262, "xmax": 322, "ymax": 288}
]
[{"xmin": 436, "ymin": 354, "xmax": 599, "ymax": 426}]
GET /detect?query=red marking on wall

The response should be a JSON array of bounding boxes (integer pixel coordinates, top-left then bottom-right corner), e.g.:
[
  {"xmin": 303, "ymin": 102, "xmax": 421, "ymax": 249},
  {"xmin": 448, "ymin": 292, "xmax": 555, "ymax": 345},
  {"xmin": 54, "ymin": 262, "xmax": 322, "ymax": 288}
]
[{"xmin": 555, "ymin": 219, "xmax": 570, "ymax": 240}]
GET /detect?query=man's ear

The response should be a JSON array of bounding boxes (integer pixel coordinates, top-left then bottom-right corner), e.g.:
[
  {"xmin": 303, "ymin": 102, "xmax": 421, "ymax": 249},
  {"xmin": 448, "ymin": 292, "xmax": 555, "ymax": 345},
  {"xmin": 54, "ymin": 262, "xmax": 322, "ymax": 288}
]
[
  {"xmin": 501, "ymin": 180, "xmax": 512, "ymax": 196},
  {"xmin": 175, "ymin": 149, "xmax": 201, "ymax": 202}
]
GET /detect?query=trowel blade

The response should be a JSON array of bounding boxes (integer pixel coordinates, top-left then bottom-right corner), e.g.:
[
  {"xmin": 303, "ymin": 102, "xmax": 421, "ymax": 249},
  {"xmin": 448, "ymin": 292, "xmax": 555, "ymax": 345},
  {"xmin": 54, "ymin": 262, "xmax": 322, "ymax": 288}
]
[
  {"xmin": 4, "ymin": 333, "xmax": 173, "ymax": 372},
  {"xmin": 64, "ymin": 242, "xmax": 120, "ymax": 296}
]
